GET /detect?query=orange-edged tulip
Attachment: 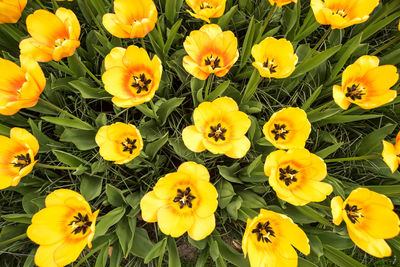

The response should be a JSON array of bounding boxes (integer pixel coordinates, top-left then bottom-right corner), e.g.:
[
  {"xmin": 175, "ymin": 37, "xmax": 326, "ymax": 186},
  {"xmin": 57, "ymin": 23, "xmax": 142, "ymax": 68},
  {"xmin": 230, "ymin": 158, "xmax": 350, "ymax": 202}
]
[
  {"xmin": 19, "ymin": 8, "xmax": 80, "ymax": 62},
  {"xmin": 103, "ymin": 0, "xmax": 158, "ymax": 39},
  {"xmin": 311, "ymin": 0, "xmax": 379, "ymax": 29},
  {"xmin": 102, "ymin": 45, "xmax": 162, "ymax": 107},
  {"xmin": 263, "ymin": 107, "xmax": 311, "ymax": 149},
  {"xmin": 95, "ymin": 122, "xmax": 143, "ymax": 164},
  {"xmin": 0, "ymin": 127, "xmax": 38, "ymax": 190},
  {"xmin": 186, "ymin": 0, "xmax": 226, "ymax": 23},
  {"xmin": 182, "ymin": 97, "xmax": 251, "ymax": 158},
  {"xmin": 0, "ymin": 56, "xmax": 46, "ymax": 115},
  {"xmin": 264, "ymin": 148, "xmax": 332, "ymax": 206},
  {"xmin": 183, "ymin": 24, "xmax": 239, "ymax": 80},
  {"xmin": 27, "ymin": 189, "xmax": 99, "ymax": 266},
  {"xmin": 268, "ymin": 0, "xmax": 297, "ymax": 7},
  {"xmin": 333, "ymin": 55, "xmax": 398, "ymax": 110},
  {"xmin": 0, "ymin": 0, "xmax": 27, "ymax": 24},
  {"xmin": 251, "ymin": 37, "xmax": 298, "ymax": 79},
  {"xmin": 331, "ymin": 188, "xmax": 400, "ymax": 258},
  {"xmin": 382, "ymin": 130, "xmax": 400, "ymax": 173},
  {"xmin": 140, "ymin": 162, "xmax": 218, "ymax": 240},
  {"xmin": 242, "ymin": 209, "xmax": 310, "ymax": 267}
]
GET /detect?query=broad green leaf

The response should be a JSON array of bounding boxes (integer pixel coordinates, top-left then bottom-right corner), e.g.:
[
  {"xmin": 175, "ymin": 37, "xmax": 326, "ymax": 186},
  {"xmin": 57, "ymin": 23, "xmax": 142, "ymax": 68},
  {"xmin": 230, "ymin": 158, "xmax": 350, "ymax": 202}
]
[
  {"xmin": 145, "ymin": 133, "xmax": 169, "ymax": 160},
  {"xmin": 95, "ymin": 207, "xmax": 126, "ymax": 237},
  {"xmin": 315, "ymin": 142, "xmax": 343, "ymax": 158},
  {"xmin": 301, "ymin": 85, "xmax": 323, "ymax": 111},
  {"xmin": 109, "ymin": 242, "xmax": 123, "ymax": 267},
  {"xmin": 167, "ymin": 237, "xmax": 181, "ymax": 267},
  {"xmin": 94, "ymin": 245, "xmax": 109, "ymax": 267},
  {"xmin": 365, "ymin": 185, "xmax": 400, "ymax": 197},
  {"xmin": 356, "ymin": 123, "xmax": 396, "ymax": 156},
  {"xmin": 60, "ymin": 129, "xmax": 97, "ymax": 151},
  {"xmin": 318, "ymin": 114, "xmax": 382, "ymax": 125},
  {"xmin": 131, "ymin": 227, "xmax": 154, "ymax": 258},
  {"xmin": 116, "ymin": 217, "xmax": 134, "ymax": 257},
  {"xmin": 295, "ymin": 206, "xmax": 334, "ymax": 227},
  {"xmin": 218, "ymin": 180, "xmax": 236, "ymax": 209},
  {"xmin": 318, "ymin": 232, "xmax": 354, "ymax": 250},
  {"xmin": 1, "ymin": 214, "xmax": 32, "ymax": 224},
  {"xmin": 226, "ymin": 196, "xmax": 242, "ymax": 220},
  {"xmin": 206, "ymin": 80, "xmax": 230, "ymax": 101},
  {"xmin": 240, "ymin": 69, "xmax": 262, "ymax": 104},
  {"xmin": 80, "ymin": 175, "xmax": 103, "ymax": 201},
  {"xmin": 218, "ymin": 163, "xmax": 243, "ymax": 184},
  {"xmin": 239, "ymin": 16, "xmax": 256, "ymax": 69},
  {"xmin": 218, "ymin": 5, "xmax": 238, "ymax": 30},
  {"xmin": 69, "ymin": 80, "xmax": 110, "ymax": 99},
  {"xmin": 323, "ymin": 245, "xmax": 365, "ymax": 267},
  {"xmin": 216, "ymin": 236, "xmax": 250, "ymax": 267},
  {"xmin": 164, "ymin": 19, "xmax": 182, "ymax": 56},
  {"xmin": 188, "ymin": 236, "xmax": 208, "ymax": 250},
  {"xmin": 42, "ymin": 116, "xmax": 94, "ymax": 131},
  {"xmin": 238, "ymin": 190, "xmax": 266, "ymax": 209},
  {"xmin": 106, "ymin": 184, "xmax": 126, "ymax": 207},
  {"xmin": 52, "ymin": 150, "xmax": 88, "ymax": 167},
  {"xmin": 144, "ymin": 238, "xmax": 167, "ymax": 264},
  {"xmin": 157, "ymin": 97, "xmax": 185, "ymax": 125},
  {"xmin": 298, "ymin": 258, "xmax": 318, "ymax": 267}
]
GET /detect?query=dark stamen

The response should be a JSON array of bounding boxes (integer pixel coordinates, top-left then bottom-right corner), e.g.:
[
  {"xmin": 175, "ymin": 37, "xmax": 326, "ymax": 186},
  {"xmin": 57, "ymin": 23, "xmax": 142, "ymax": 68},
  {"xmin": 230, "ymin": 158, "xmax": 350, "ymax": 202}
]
[
  {"xmin": 252, "ymin": 221, "xmax": 275, "ymax": 243},
  {"xmin": 345, "ymin": 84, "xmax": 365, "ymax": 101},
  {"xmin": 204, "ymin": 55, "xmax": 221, "ymax": 70},
  {"xmin": 345, "ymin": 204, "xmax": 363, "ymax": 224},
  {"xmin": 68, "ymin": 212, "xmax": 92, "ymax": 235},
  {"xmin": 173, "ymin": 187, "xmax": 196, "ymax": 209},
  {"xmin": 208, "ymin": 123, "xmax": 227, "ymax": 142},
  {"xmin": 121, "ymin": 138, "xmax": 137, "ymax": 154},
  {"xmin": 279, "ymin": 165, "xmax": 298, "ymax": 186},
  {"xmin": 131, "ymin": 73, "xmax": 152, "ymax": 94},
  {"xmin": 271, "ymin": 123, "xmax": 289, "ymax": 141},
  {"xmin": 11, "ymin": 153, "xmax": 31, "ymax": 171},
  {"xmin": 263, "ymin": 59, "xmax": 278, "ymax": 74},
  {"xmin": 200, "ymin": 2, "xmax": 212, "ymax": 9}
]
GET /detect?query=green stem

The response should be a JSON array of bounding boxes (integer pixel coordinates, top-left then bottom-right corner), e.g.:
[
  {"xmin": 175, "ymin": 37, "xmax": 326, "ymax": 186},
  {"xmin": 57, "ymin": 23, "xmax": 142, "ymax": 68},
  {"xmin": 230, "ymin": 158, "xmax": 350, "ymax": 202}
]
[
  {"xmin": 0, "ymin": 233, "xmax": 27, "ymax": 247},
  {"xmin": 255, "ymin": 4, "xmax": 277, "ymax": 44},
  {"xmin": 73, "ymin": 54, "xmax": 102, "ymax": 86},
  {"xmin": 141, "ymin": 38, "xmax": 147, "ymax": 50},
  {"xmin": 36, "ymin": 163, "xmax": 77, "ymax": 170},
  {"xmin": 303, "ymin": 28, "xmax": 332, "ymax": 63},
  {"xmin": 370, "ymin": 34, "xmax": 400, "ymax": 56},
  {"xmin": 149, "ymin": 99, "xmax": 159, "ymax": 122},
  {"xmin": 81, "ymin": 0, "xmax": 107, "ymax": 38},
  {"xmin": 204, "ymin": 75, "xmax": 212, "ymax": 100},
  {"xmin": 34, "ymin": 0, "xmax": 46, "ymax": 9},
  {"xmin": 325, "ymin": 154, "xmax": 380, "ymax": 163}
]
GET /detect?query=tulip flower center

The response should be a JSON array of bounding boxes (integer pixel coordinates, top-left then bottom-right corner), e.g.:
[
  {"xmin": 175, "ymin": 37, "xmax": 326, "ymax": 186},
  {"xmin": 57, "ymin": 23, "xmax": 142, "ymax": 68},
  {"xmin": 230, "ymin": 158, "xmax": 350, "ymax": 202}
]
[
  {"xmin": 263, "ymin": 59, "xmax": 278, "ymax": 74},
  {"xmin": 332, "ymin": 9, "xmax": 347, "ymax": 18},
  {"xmin": 204, "ymin": 55, "xmax": 221, "ymax": 70},
  {"xmin": 121, "ymin": 137, "xmax": 137, "ymax": 154},
  {"xmin": 173, "ymin": 187, "xmax": 196, "ymax": 209},
  {"xmin": 345, "ymin": 83, "xmax": 365, "ymax": 101},
  {"xmin": 271, "ymin": 123, "xmax": 289, "ymax": 140},
  {"xmin": 131, "ymin": 73, "xmax": 152, "ymax": 94},
  {"xmin": 69, "ymin": 212, "xmax": 92, "ymax": 235},
  {"xmin": 200, "ymin": 2, "xmax": 213, "ymax": 9},
  {"xmin": 345, "ymin": 204, "xmax": 363, "ymax": 224},
  {"xmin": 252, "ymin": 221, "xmax": 275, "ymax": 243},
  {"xmin": 208, "ymin": 123, "xmax": 227, "ymax": 142},
  {"xmin": 279, "ymin": 165, "xmax": 298, "ymax": 186},
  {"xmin": 11, "ymin": 153, "xmax": 31, "ymax": 171},
  {"xmin": 55, "ymin": 38, "xmax": 66, "ymax": 47}
]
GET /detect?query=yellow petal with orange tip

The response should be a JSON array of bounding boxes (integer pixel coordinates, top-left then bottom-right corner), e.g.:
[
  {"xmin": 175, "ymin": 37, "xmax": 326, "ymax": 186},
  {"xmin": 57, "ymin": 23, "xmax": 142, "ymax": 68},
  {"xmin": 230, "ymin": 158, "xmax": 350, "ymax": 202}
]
[
  {"xmin": 199, "ymin": 24, "xmax": 223, "ymax": 40},
  {"xmin": 20, "ymin": 55, "xmax": 46, "ymax": 91},
  {"xmin": 188, "ymin": 214, "xmax": 215, "ymax": 241},
  {"xmin": 111, "ymin": 96, "xmax": 147, "ymax": 108},
  {"xmin": 140, "ymin": 191, "xmax": 168, "ymax": 222},
  {"xmin": 182, "ymin": 56, "xmax": 209, "ymax": 80},
  {"xmin": 225, "ymin": 111, "xmax": 251, "ymax": 140},
  {"xmin": 104, "ymin": 47, "xmax": 126, "ymax": 70},
  {"xmin": 157, "ymin": 205, "xmax": 194, "ymax": 237},
  {"xmin": 333, "ymin": 85, "xmax": 351, "ymax": 110},
  {"xmin": 193, "ymin": 101, "xmax": 219, "ymax": 131},
  {"xmin": 331, "ymin": 196, "xmax": 344, "ymax": 225},
  {"xmin": 268, "ymin": 0, "xmax": 297, "ymax": 7},
  {"xmin": 224, "ymin": 135, "xmax": 250, "ymax": 159},
  {"xmin": 153, "ymin": 172, "xmax": 188, "ymax": 200},
  {"xmin": 0, "ymin": 168, "xmax": 15, "ymax": 189},
  {"xmin": 0, "ymin": 58, "xmax": 25, "ymax": 91},
  {"xmin": 182, "ymin": 126, "xmax": 207, "ymax": 153},
  {"xmin": 19, "ymin": 38, "xmax": 54, "ymax": 62},
  {"xmin": 55, "ymin": 7, "xmax": 81, "ymax": 40},
  {"xmin": 177, "ymin": 161, "xmax": 210, "ymax": 182},
  {"xmin": 382, "ymin": 140, "xmax": 399, "ymax": 173},
  {"xmin": 187, "ymin": 10, "xmax": 211, "ymax": 23},
  {"xmin": 123, "ymin": 45, "xmax": 151, "ymax": 71},
  {"xmin": 356, "ymin": 90, "xmax": 397, "ymax": 110},
  {"xmin": 102, "ymin": 13, "xmax": 131, "ymax": 38},
  {"xmin": 52, "ymin": 40, "xmax": 80, "ymax": 61},
  {"xmin": 34, "ymin": 244, "xmax": 59, "ymax": 267},
  {"xmin": 102, "ymin": 66, "xmax": 132, "ymax": 99},
  {"xmin": 364, "ymin": 65, "xmax": 399, "ymax": 93},
  {"xmin": 54, "ymin": 238, "xmax": 88, "ymax": 266},
  {"xmin": 10, "ymin": 127, "xmax": 39, "ymax": 155},
  {"xmin": 0, "ymin": 0, "xmax": 27, "ymax": 24}
]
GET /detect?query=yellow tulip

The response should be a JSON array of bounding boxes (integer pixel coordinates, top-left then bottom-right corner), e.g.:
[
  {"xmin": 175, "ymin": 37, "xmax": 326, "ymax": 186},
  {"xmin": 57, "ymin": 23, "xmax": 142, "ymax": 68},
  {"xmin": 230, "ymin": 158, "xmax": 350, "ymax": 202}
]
[
  {"xmin": 267, "ymin": 0, "xmax": 297, "ymax": 8},
  {"xmin": 382, "ymin": 131, "xmax": 400, "ymax": 173},
  {"xmin": 251, "ymin": 37, "xmax": 298, "ymax": 79},
  {"xmin": 27, "ymin": 189, "xmax": 99, "ymax": 266},
  {"xmin": 262, "ymin": 107, "xmax": 311, "ymax": 149},
  {"xmin": 140, "ymin": 162, "xmax": 218, "ymax": 240},
  {"xmin": 0, "ymin": 127, "xmax": 39, "ymax": 190},
  {"xmin": 0, "ymin": 56, "xmax": 46, "ymax": 115},
  {"xmin": 183, "ymin": 24, "xmax": 239, "ymax": 80},
  {"xmin": 185, "ymin": 0, "xmax": 226, "ymax": 23},
  {"xmin": 0, "ymin": 0, "xmax": 27, "ymax": 24},
  {"xmin": 182, "ymin": 97, "xmax": 251, "ymax": 158},
  {"xmin": 264, "ymin": 148, "xmax": 333, "ymax": 206},
  {"xmin": 311, "ymin": 0, "xmax": 379, "ymax": 29},
  {"xmin": 95, "ymin": 122, "xmax": 143, "ymax": 164},
  {"xmin": 103, "ymin": 0, "xmax": 158, "ymax": 38},
  {"xmin": 19, "ymin": 8, "xmax": 81, "ymax": 62},
  {"xmin": 242, "ymin": 209, "xmax": 310, "ymax": 267},
  {"xmin": 333, "ymin": 55, "xmax": 398, "ymax": 110},
  {"xmin": 331, "ymin": 188, "xmax": 400, "ymax": 258},
  {"xmin": 102, "ymin": 45, "xmax": 162, "ymax": 107}
]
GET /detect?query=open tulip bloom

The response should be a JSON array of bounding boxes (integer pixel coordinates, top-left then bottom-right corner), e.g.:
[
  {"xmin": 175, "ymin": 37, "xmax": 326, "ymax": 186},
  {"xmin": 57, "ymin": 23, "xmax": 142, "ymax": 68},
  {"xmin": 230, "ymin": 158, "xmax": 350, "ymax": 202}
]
[
  {"xmin": 382, "ymin": 130, "xmax": 400, "ymax": 173},
  {"xmin": 311, "ymin": 0, "xmax": 379, "ymax": 29},
  {"xmin": 182, "ymin": 97, "xmax": 251, "ymax": 158},
  {"xmin": 103, "ymin": 0, "xmax": 158, "ymax": 39},
  {"xmin": 0, "ymin": 127, "xmax": 38, "ymax": 190},
  {"xmin": 331, "ymin": 188, "xmax": 400, "ymax": 258},
  {"xmin": 185, "ymin": 0, "xmax": 226, "ymax": 23},
  {"xmin": 182, "ymin": 24, "xmax": 239, "ymax": 80},
  {"xmin": 242, "ymin": 209, "xmax": 310, "ymax": 267},
  {"xmin": 27, "ymin": 189, "xmax": 99, "ymax": 266},
  {"xmin": 264, "ymin": 148, "xmax": 333, "ymax": 206},
  {"xmin": 267, "ymin": 0, "xmax": 297, "ymax": 7},
  {"xmin": 333, "ymin": 55, "xmax": 398, "ymax": 110},
  {"xmin": 102, "ymin": 45, "xmax": 162, "ymax": 107},
  {"xmin": 140, "ymin": 162, "xmax": 218, "ymax": 240},
  {"xmin": 0, "ymin": 0, "xmax": 27, "ymax": 24},
  {"xmin": 0, "ymin": 56, "xmax": 46, "ymax": 115}
]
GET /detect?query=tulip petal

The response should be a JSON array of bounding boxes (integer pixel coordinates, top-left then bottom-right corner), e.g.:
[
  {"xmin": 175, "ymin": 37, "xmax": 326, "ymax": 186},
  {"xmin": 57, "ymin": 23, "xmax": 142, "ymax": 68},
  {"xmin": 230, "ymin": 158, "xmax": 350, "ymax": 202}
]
[
  {"xmin": 102, "ymin": 67, "xmax": 132, "ymax": 99},
  {"xmin": 333, "ymin": 85, "xmax": 351, "ymax": 110},
  {"xmin": 382, "ymin": 140, "xmax": 399, "ymax": 173},
  {"xmin": 193, "ymin": 180, "xmax": 218, "ymax": 217},
  {"xmin": 19, "ymin": 38, "xmax": 54, "ymax": 62},
  {"xmin": 10, "ymin": 127, "xmax": 39, "ymax": 155},
  {"xmin": 212, "ymin": 97, "xmax": 238, "ymax": 113},
  {"xmin": 34, "ymin": 244, "xmax": 59, "ymax": 267},
  {"xmin": 102, "ymin": 13, "xmax": 131, "ymax": 38},
  {"xmin": 157, "ymin": 205, "xmax": 194, "ymax": 237},
  {"xmin": 182, "ymin": 125, "xmax": 206, "ymax": 153},
  {"xmin": 54, "ymin": 239, "xmax": 88, "ymax": 266},
  {"xmin": 364, "ymin": 205, "xmax": 400, "ymax": 239},
  {"xmin": 140, "ymin": 191, "xmax": 168, "ymax": 222},
  {"xmin": 331, "ymin": 196, "xmax": 344, "ymax": 225},
  {"xmin": 104, "ymin": 47, "xmax": 126, "ymax": 70},
  {"xmin": 123, "ymin": 45, "xmax": 151, "ymax": 71},
  {"xmin": 55, "ymin": 7, "xmax": 81, "ymax": 40},
  {"xmin": 224, "ymin": 136, "xmax": 251, "ymax": 159},
  {"xmin": 188, "ymin": 214, "xmax": 215, "ymax": 241},
  {"xmin": 177, "ymin": 161, "xmax": 209, "ymax": 181},
  {"xmin": 45, "ymin": 189, "xmax": 89, "ymax": 207}
]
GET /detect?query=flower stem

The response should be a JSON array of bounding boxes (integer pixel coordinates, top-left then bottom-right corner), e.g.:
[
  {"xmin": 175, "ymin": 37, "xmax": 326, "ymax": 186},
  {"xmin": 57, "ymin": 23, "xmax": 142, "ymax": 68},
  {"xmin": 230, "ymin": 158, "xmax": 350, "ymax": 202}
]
[
  {"xmin": 72, "ymin": 54, "xmax": 102, "ymax": 86},
  {"xmin": 0, "ymin": 233, "xmax": 27, "ymax": 247},
  {"xmin": 370, "ymin": 34, "xmax": 400, "ymax": 56},
  {"xmin": 34, "ymin": 0, "xmax": 46, "ymax": 9},
  {"xmin": 255, "ymin": 4, "xmax": 277, "ymax": 44},
  {"xmin": 81, "ymin": 0, "xmax": 107, "ymax": 38},
  {"xmin": 141, "ymin": 38, "xmax": 147, "ymax": 50},
  {"xmin": 325, "ymin": 154, "xmax": 380, "ymax": 163},
  {"xmin": 303, "ymin": 28, "xmax": 332, "ymax": 63},
  {"xmin": 36, "ymin": 163, "xmax": 77, "ymax": 170},
  {"xmin": 204, "ymin": 75, "xmax": 213, "ymax": 100},
  {"xmin": 149, "ymin": 99, "xmax": 159, "ymax": 122}
]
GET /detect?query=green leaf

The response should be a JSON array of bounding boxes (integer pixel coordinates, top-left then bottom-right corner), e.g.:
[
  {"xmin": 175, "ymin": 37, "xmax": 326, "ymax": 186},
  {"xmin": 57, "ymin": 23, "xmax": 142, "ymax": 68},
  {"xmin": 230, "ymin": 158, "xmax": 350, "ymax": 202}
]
[
  {"xmin": 357, "ymin": 123, "xmax": 396, "ymax": 156},
  {"xmin": 165, "ymin": 0, "xmax": 183, "ymax": 23},
  {"xmin": 69, "ymin": 80, "xmax": 110, "ymax": 99},
  {"xmin": 218, "ymin": 163, "xmax": 242, "ymax": 184},
  {"xmin": 42, "ymin": 116, "xmax": 94, "ymax": 130},
  {"xmin": 109, "ymin": 242, "xmax": 123, "ymax": 267},
  {"xmin": 206, "ymin": 80, "xmax": 230, "ymax": 101},
  {"xmin": 241, "ymin": 69, "xmax": 262, "ymax": 104},
  {"xmin": 238, "ymin": 190, "xmax": 266, "ymax": 209},
  {"xmin": 295, "ymin": 206, "xmax": 334, "ymax": 227},
  {"xmin": 298, "ymin": 258, "xmax": 318, "ymax": 267},
  {"xmin": 167, "ymin": 237, "xmax": 181, "ymax": 267},
  {"xmin": 239, "ymin": 16, "xmax": 256, "ymax": 69},
  {"xmin": 291, "ymin": 45, "xmax": 342, "ymax": 78},
  {"xmin": 116, "ymin": 217, "xmax": 134, "ymax": 257},
  {"xmin": 95, "ymin": 207, "xmax": 126, "ymax": 237},
  {"xmin": 215, "ymin": 236, "xmax": 250, "ymax": 267},
  {"xmin": 131, "ymin": 227, "xmax": 154, "ymax": 258},
  {"xmin": 191, "ymin": 78, "xmax": 205, "ymax": 107},
  {"xmin": 318, "ymin": 114, "xmax": 382, "ymax": 125},
  {"xmin": 226, "ymin": 196, "xmax": 242, "ymax": 220},
  {"xmin": 1, "ymin": 214, "xmax": 32, "ymax": 224},
  {"xmin": 315, "ymin": 142, "xmax": 343, "ymax": 159},
  {"xmin": 144, "ymin": 238, "xmax": 167, "ymax": 264},
  {"xmin": 106, "ymin": 184, "xmax": 126, "ymax": 207},
  {"xmin": 95, "ymin": 245, "xmax": 109, "ymax": 267},
  {"xmin": 145, "ymin": 133, "xmax": 169, "ymax": 160},
  {"xmin": 157, "ymin": 97, "xmax": 185, "ymax": 125},
  {"xmin": 218, "ymin": 5, "xmax": 238, "ymax": 30},
  {"xmin": 318, "ymin": 232, "xmax": 354, "ymax": 250},
  {"xmin": 136, "ymin": 103, "xmax": 157, "ymax": 119},
  {"xmin": 301, "ymin": 85, "xmax": 323, "ymax": 111},
  {"xmin": 188, "ymin": 236, "xmax": 208, "ymax": 250},
  {"xmin": 323, "ymin": 245, "xmax": 365, "ymax": 267},
  {"xmin": 52, "ymin": 150, "xmax": 88, "ymax": 167},
  {"xmin": 60, "ymin": 129, "xmax": 97, "ymax": 151},
  {"xmin": 209, "ymin": 239, "xmax": 220, "ymax": 261},
  {"xmin": 365, "ymin": 185, "xmax": 400, "ymax": 197},
  {"xmin": 218, "ymin": 180, "xmax": 236, "ymax": 209},
  {"xmin": 164, "ymin": 19, "xmax": 182, "ymax": 56},
  {"xmin": 80, "ymin": 175, "xmax": 103, "ymax": 201}
]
